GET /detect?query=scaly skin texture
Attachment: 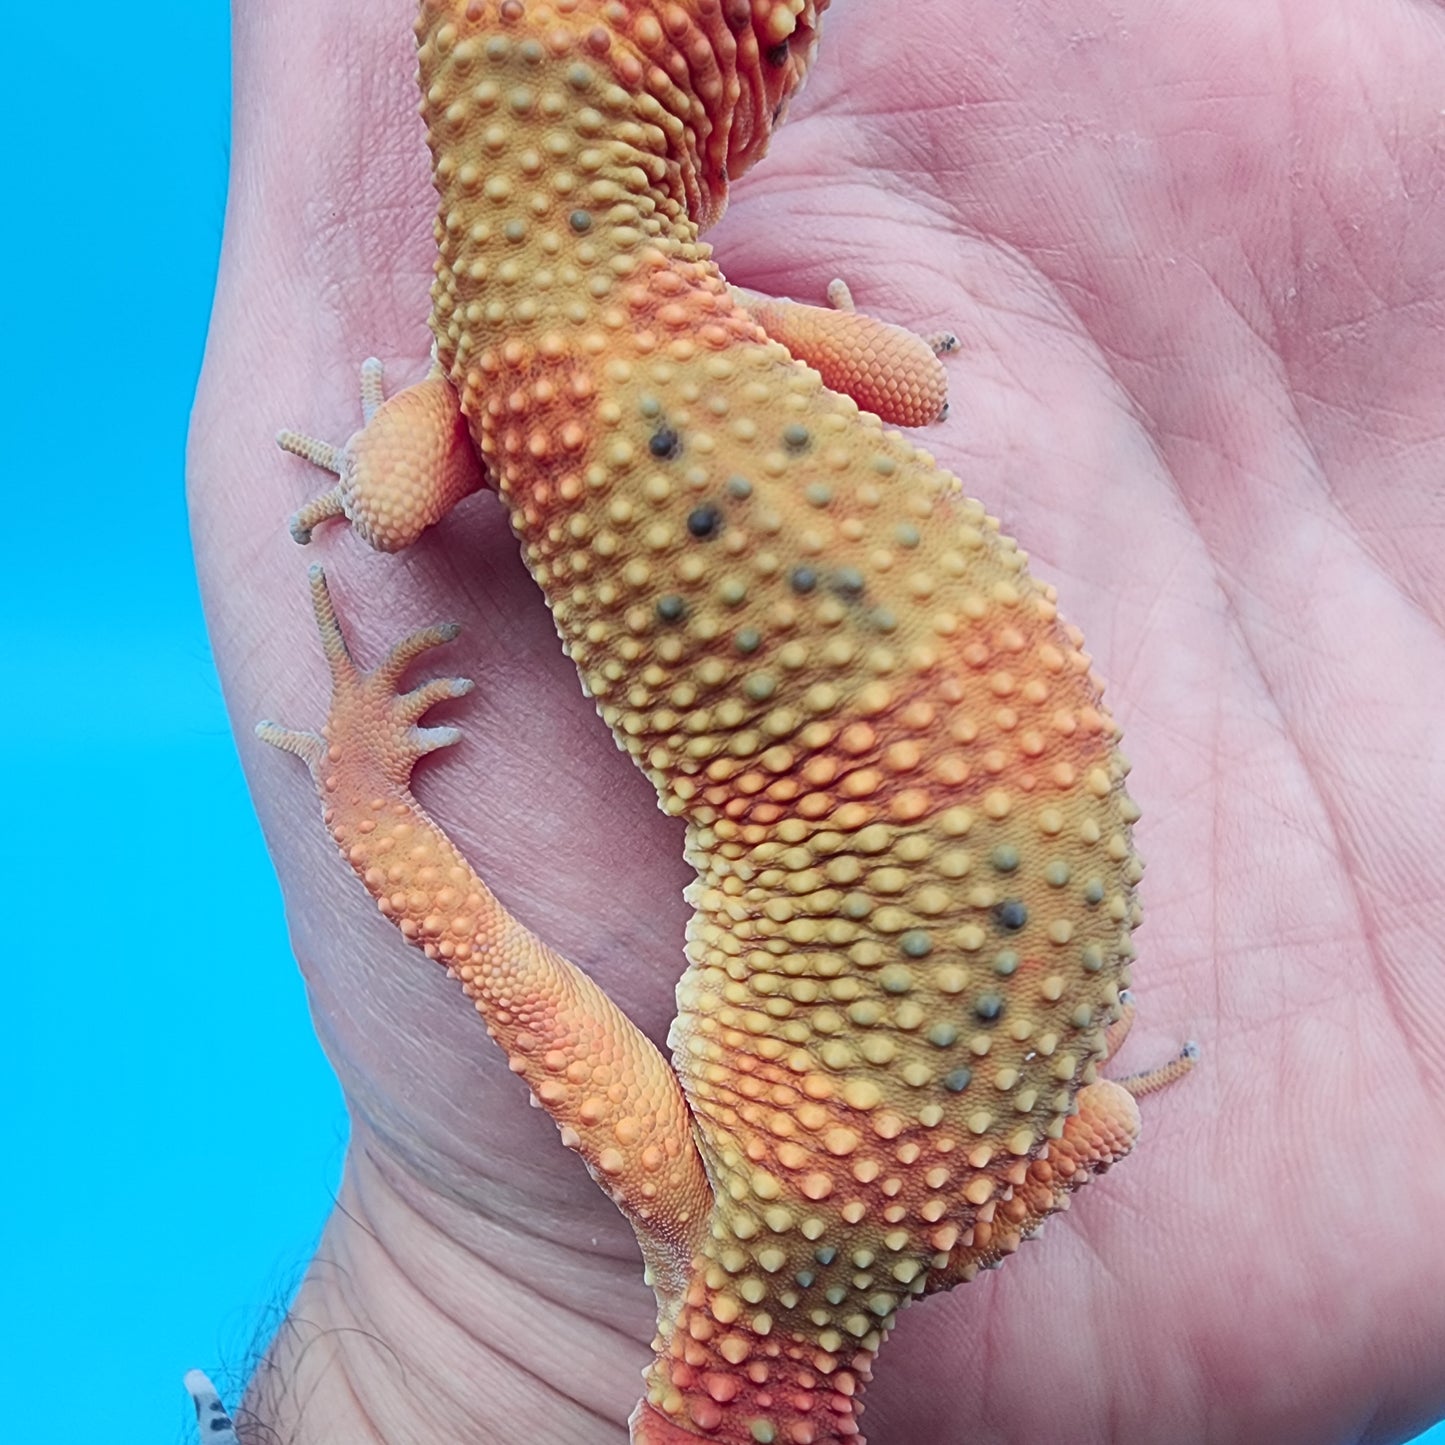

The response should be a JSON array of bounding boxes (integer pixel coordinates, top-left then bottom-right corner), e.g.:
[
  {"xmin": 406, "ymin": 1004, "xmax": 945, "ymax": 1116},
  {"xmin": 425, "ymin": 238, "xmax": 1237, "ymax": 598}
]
[{"xmin": 260, "ymin": 2, "xmax": 1190, "ymax": 1440}]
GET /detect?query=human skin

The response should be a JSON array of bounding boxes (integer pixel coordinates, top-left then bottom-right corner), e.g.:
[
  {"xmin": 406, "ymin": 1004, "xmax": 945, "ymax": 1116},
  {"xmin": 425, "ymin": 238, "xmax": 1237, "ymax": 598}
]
[{"xmin": 189, "ymin": 0, "xmax": 1445, "ymax": 1441}]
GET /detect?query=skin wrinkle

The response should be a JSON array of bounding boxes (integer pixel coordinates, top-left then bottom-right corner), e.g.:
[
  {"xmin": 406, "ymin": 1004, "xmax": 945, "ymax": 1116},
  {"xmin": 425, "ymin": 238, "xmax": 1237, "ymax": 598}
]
[
  {"xmin": 325, "ymin": 1152, "xmax": 630, "ymax": 1437},
  {"xmin": 264, "ymin": 1310, "xmax": 394, "ymax": 1441},
  {"xmin": 1195, "ymin": 490, "xmax": 1445, "ymax": 1086},
  {"xmin": 1262, "ymin": 46, "xmax": 1445, "ymax": 630},
  {"xmin": 1273, "ymin": 355, "xmax": 1445, "ymax": 648},
  {"xmin": 348, "ymin": 1048, "xmax": 650, "ymax": 1277},
  {"xmin": 355, "ymin": 1131, "xmax": 650, "ymax": 1342},
  {"xmin": 1138, "ymin": 370, "xmax": 1426, "ymax": 1111},
  {"xmin": 366, "ymin": 1119, "xmax": 644, "ymax": 1277},
  {"xmin": 806, "ymin": 105, "xmax": 968, "ymax": 214}
]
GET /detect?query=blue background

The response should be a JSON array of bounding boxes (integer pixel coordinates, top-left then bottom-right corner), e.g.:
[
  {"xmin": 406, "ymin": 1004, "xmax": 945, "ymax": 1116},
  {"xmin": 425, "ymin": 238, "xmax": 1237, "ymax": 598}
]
[
  {"xmin": 4, "ymin": 6, "xmax": 345, "ymax": 1442},
  {"xmin": 1, "ymin": 4, "xmax": 1440, "ymax": 1443}
]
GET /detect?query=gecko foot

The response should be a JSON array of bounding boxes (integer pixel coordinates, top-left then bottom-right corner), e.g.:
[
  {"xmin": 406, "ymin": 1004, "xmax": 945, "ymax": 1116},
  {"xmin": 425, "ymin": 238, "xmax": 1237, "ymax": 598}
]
[
  {"xmin": 830, "ymin": 275, "xmax": 958, "ymax": 420},
  {"xmin": 734, "ymin": 275, "xmax": 958, "ymax": 427},
  {"xmin": 829, "ymin": 276, "xmax": 960, "ymax": 356},
  {"xmin": 183, "ymin": 1370, "xmax": 240, "ymax": 1444},
  {"xmin": 256, "ymin": 566, "xmax": 473, "ymax": 791},
  {"xmin": 276, "ymin": 358, "xmax": 484, "ymax": 552}
]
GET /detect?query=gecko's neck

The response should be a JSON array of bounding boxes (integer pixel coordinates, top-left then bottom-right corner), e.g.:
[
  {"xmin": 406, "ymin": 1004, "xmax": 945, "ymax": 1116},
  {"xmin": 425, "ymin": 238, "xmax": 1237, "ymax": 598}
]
[
  {"xmin": 418, "ymin": 0, "xmax": 721, "ymax": 317},
  {"xmin": 416, "ymin": 4, "xmax": 777, "ymax": 525}
]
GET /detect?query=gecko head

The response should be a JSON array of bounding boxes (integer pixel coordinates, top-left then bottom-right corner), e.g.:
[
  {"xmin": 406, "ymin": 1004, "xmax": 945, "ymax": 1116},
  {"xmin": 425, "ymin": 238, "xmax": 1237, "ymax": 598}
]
[{"xmin": 721, "ymin": 0, "xmax": 829, "ymax": 181}]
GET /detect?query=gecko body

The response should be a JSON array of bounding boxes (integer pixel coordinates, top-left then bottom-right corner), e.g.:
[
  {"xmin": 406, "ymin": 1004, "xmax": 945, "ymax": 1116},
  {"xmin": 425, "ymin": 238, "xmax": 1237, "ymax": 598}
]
[{"xmin": 261, "ymin": 3, "xmax": 1190, "ymax": 1440}]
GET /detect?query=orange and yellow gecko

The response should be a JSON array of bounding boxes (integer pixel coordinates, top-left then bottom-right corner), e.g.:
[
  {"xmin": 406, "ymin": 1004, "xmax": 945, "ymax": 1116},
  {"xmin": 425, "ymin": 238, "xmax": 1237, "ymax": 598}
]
[{"xmin": 256, "ymin": 2, "xmax": 1192, "ymax": 1440}]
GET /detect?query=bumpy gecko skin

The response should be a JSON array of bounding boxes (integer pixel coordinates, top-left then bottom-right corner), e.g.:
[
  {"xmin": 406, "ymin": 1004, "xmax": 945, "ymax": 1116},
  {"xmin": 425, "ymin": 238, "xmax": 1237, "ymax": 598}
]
[{"xmin": 260, "ymin": 2, "xmax": 1192, "ymax": 1441}]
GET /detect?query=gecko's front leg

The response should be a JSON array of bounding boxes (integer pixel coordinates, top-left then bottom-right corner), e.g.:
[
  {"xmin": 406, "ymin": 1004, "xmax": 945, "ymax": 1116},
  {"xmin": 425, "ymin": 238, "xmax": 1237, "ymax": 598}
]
[
  {"xmin": 731, "ymin": 279, "xmax": 959, "ymax": 426},
  {"xmin": 277, "ymin": 358, "xmax": 486, "ymax": 552}
]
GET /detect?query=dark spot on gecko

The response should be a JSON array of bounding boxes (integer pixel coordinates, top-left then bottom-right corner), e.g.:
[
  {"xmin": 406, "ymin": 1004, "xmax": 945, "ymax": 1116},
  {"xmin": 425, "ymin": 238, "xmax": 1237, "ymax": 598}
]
[
  {"xmin": 831, "ymin": 566, "xmax": 865, "ymax": 598},
  {"xmin": 815, "ymin": 1245, "xmax": 838, "ymax": 1265},
  {"xmin": 687, "ymin": 504, "xmax": 722, "ymax": 538},
  {"xmin": 973, "ymin": 993, "xmax": 1005, "ymax": 1022},
  {"xmin": 569, "ymin": 209, "xmax": 592, "ymax": 232},
  {"xmin": 735, "ymin": 627, "xmax": 762, "ymax": 654},
  {"xmin": 210, "ymin": 1418, "xmax": 235, "ymax": 1433},
  {"xmin": 994, "ymin": 899, "xmax": 1028, "ymax": 931},
  {"xmin": 1083, "ymin": 879, "xmax": 1105, "ymax": 905},
  {"xmin": 943, "ymin": 1067, "xmax": 973, "ymax": 1093},
  {"xmin": 656, "ymin": 595, "xmax": 686, "ymax": 623},
  {"xmin": 649, "ymin": 426, "xmax": 681, "ymax": 459},
  {"xmin": 794, "ymin": 1269, "xmax": 815, "ymax": 1288},
  {"xmin": 991, "ymin": 845, "xmax": 1019, "ymax": 873},
  {"xmin": 782, "ymin": 423, "xmax": 811, "ymax": 451},
  {"xmin": 765, "ymin": 41, "xmax": 790, "ymax": 67},
  {"xmin": 790, "ymin": 565, "xmax": 817, "ymax": 593},
  {"xmin": 726, "ymin": 474, "xmax": 753, "ymax": 499}
]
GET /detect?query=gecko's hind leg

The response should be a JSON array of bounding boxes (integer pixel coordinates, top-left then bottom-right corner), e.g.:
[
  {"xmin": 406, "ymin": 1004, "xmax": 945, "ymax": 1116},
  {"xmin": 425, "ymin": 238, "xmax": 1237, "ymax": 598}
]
[
  {"xmin": 257, "ymin": 568, "xmax": 714, "ymax": 1293},
  {"xmin": 928, "ymin": 1016, "xmax": 1197, "ymax": 1287},
  {"xmin": 277, "ymin": 358, "xmax": 486, "ymax": 551}
]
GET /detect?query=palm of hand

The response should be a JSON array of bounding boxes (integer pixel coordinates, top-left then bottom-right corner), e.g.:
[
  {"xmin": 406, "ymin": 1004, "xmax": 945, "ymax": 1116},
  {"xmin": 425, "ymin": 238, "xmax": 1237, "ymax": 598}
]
[{"xmin": 194, "ymin": 0, "xmax": 1445, "ymax": 1440}]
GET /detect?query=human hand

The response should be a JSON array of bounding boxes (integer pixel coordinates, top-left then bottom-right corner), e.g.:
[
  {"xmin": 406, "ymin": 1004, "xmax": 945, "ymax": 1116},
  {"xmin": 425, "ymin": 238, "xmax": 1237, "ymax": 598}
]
[{"xmin": 190, "ymin": 0, "xmax": 1445, "ymax": 1440}]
